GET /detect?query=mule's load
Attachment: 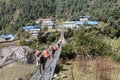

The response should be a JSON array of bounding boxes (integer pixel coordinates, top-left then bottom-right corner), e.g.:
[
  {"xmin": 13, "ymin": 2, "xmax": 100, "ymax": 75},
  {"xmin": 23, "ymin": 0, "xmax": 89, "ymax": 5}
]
[
  {"xmin": 49, "ymin": 45, "xmax": 58, "ymax": 57},
  {"xmin": 42, "ymin": 50, "xmax": 50, "ymax": 58},
  {"xmin": 34, "ymin": 50, "xmax": 42, "ymax": 57},
  {"xmin": 52, "ymin": 46, "xmax": 57, "ymax": 51}
]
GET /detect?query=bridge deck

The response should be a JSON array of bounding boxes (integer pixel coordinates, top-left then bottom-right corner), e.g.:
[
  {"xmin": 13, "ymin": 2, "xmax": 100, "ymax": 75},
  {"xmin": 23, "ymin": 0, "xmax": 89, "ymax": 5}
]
[{"xmin": 30, "ymin": 46, "xmax": 61, "ymax": 80}]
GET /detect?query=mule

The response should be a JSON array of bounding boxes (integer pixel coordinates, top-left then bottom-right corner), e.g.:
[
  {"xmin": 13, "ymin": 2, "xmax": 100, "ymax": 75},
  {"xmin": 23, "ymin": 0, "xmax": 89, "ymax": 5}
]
[
  {"xmin": 35, "ymin": 50, "xmax": 50, "ymax": 73},
  {"xmin": 49, "ymin": 45, "xmax": 57, "ymax": 57}
]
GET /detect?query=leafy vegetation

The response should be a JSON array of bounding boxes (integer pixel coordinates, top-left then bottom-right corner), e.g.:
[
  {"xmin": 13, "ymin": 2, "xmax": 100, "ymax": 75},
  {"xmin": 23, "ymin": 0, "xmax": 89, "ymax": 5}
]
[
  {"xmin": 0, "ymin": 0, "xmax": 119, "ymax": 62},
  {"xmin": 0, "ymin": 1, "xmax": 120, "ymax": 80},
  {"xmin": 61, "ymin": 28, "xmax": 115, "ymax": 60},
  {"xmin": 37, "ymin": 31, "xmax": 60, "ymax": 45},
  {"xmin": 19, "ymin": 30, "xmax": 60, "ymax": 49},
  {"xmin": 15, "ymin": 27, "xmax": 30, "ymax": 39},
  {"xmin": 0, "ymin": 0, "xmax": 120, "ymax": 35},
  {"xmin": 0, "ymin": 0, "xmax": 56, "ymax": 34}
]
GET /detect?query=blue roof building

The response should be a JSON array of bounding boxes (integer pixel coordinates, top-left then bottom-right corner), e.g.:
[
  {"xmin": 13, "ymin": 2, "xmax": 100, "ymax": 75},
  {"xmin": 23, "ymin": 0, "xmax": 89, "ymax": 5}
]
[
  {"xmin": 87, "ymin": 21, "xmax": 98, "ymax": 25},
  {"xmin": 76, "ymin": 21, "xmax": 84, "ymax": 25},
  {"xmin": 76, "ymin": 21, "xmax": 98, "ymax": 26},
  {"xmin": 23, "ymin": 26, "xmax": 40, "ymax": 30},
  {"xmin": 0, "ymin": 34, "xmax": 14, "ymax": 41},
  {"xmin": 5, "ymin": 34, "xmax": 14, "ymax": 38},
  {"xmin": 23, "ymin": 26, "xmax": 41, "ymax": 39}
]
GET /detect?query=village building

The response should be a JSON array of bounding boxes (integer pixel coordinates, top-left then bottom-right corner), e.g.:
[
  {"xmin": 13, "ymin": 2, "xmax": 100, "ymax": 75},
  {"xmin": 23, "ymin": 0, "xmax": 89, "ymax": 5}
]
[
  {"xmin": 64, "ymin": 21, "xmax": 77, "ymax": 29},
  {"xmin": 62, "ymin": 16, "xmax": 98, "ymax": 29},
  {"xmin": 87, "ymin": 21, "xmax": 98, "ymax": 25},
  {"xmin": 79, "ymin": 16, "xmax": 90, "ymax": 22},
  {"xmin": 35, "ymin": 18, "xmax": 54, "ymax": 30},
  {"xmin": 62, "ymin": 20, "xmax": 98, "ymax": 29},
  {"xmin": 42, "ymin": 21, "xmax": 54, "ymax": 30},
  {"xmin": 0, "ymin": 34, "xmax": 14, "ymax": 42},
  {"xmin": 35, "ymin": 18, "xmax": 52, "ymax": 24},
  {"xmin": 23, "ymin": 26, "xmax": 40, "ymax": 39},
  {"xmin": 76, "ymin": 21, "xmax": 84, "ymax": 27}
]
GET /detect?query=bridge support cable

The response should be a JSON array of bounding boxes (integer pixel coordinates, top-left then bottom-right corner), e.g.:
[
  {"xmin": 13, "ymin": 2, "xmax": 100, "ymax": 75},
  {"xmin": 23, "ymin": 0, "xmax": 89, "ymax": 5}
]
[{"xmin": 60, "ymin": 29, "xmax": 66, "ymax": 44}]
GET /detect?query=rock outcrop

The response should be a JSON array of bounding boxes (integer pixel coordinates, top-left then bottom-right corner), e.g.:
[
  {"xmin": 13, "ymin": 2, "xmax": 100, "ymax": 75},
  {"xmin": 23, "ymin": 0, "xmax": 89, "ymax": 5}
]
[{"xmin": 0, "ymin": 46, "xmax": 34, "ymax": 67}]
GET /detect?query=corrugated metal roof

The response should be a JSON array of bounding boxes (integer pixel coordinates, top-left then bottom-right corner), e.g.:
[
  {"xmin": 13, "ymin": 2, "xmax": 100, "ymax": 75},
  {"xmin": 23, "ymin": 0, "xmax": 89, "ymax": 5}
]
[
  {"xmin": 76, "ymin": 21, "xmax": 98, "ymax": 25},
  {"xmin": 64, "ymin": 21, "xmax": 76, "ymax": 24},
  {"xmin": 76, "ymin": 21, "xmax": 84, "ymax": 25},
  {"xmin": 0, "ymin": 34, "xmax": 14, "ymax": 39},
  {"xmin": 87, "ymin": 21, "xmax": 98, "ymax": 25},
  {"xmin": 5, "ymin": 34, "xmax": 14, "ymax": 38},
  {"xmin": 23, "ymin": 26, "xmax": 40, "ymax": 29}
]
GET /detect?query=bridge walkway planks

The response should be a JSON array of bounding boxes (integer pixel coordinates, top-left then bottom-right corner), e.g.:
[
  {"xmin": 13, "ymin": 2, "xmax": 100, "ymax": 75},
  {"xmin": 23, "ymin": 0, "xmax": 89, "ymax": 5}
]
[{"xmin": 30, "ymin": 46, "xmax": 61, "ymax": 80}]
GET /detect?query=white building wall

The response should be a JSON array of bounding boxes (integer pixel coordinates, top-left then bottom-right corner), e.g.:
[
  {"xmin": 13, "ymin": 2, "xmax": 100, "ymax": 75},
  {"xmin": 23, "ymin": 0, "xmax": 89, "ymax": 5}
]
[
  {"xmin": 64, "ymin": 22, "xmax": 76, "ymax": 28},
  {"xmin": 29, "ymin": 29, "xmax": 40, "ymax": 34}
]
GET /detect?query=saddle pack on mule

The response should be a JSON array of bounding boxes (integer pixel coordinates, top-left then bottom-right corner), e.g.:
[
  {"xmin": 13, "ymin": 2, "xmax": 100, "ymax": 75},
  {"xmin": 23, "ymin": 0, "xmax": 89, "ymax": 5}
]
[
  {"xmin": 42, "ymin": 50, "xmax": 50, "ymax": 58},
  {"xmin": 35, "ymin": 50, "xmax": 42, "ymax": 57},
  {"xmin": 52, "ymin": 46, "xmax": 57, "ymax": 51}
]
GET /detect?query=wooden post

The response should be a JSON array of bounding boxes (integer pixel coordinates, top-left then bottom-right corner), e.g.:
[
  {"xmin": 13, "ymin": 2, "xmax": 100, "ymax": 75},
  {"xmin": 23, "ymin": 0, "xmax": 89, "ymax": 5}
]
[{"xmin": 71, "ymin": 65, "xmax": 74, "ymax": 80}]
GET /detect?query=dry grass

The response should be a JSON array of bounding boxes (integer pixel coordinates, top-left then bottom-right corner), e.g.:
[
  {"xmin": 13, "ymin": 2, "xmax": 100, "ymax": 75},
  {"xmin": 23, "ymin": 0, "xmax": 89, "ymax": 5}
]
[
  {"xmin": 0, "ymin": 62, "xmax": 36, "ymax": 80},
  {"xmin": 59, "ymin": 56, "xmax": 120, "ymax": 80},
  {"xmin": 1, "ymin": 57, "xmax": 120, "ymax": 80},
  {"xmin": 95, "ymin": 57, "xmax": 112, "ymax": 80}
]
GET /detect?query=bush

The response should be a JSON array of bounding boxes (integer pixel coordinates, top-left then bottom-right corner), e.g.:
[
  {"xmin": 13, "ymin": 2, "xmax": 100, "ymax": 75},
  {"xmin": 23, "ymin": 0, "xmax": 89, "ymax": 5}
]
[
  {"xmin": 20, "ymin": 39, "xmax": 32, "ymax": 46},
  {"xmin": 47, "ymin": 34, "xmax": 57, "ymax": 43},
  {"xmin": 16, "ymin": 28, "xmax": 30, "ymax": 39},
  {"xmin": 37, "ymin": 32, "xmax": 47, "ymax": 44},
  {"xmin": 61, "ymin": 42, "xmax": 76, "ymax": 60},
  {"xmin": 61, "ymin": 29, "xmax": 114, "ymax": 60},
  {"xmin": 55, "ymin": 64, "xmax": 63, "ymax": 74}
]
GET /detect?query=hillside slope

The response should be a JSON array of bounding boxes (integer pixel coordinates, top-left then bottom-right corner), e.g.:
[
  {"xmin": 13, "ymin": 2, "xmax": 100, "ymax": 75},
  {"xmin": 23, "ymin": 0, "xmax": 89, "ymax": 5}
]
[{"xmin": 0, "ymin": 0, "xmax": 119, "ymax": 34}]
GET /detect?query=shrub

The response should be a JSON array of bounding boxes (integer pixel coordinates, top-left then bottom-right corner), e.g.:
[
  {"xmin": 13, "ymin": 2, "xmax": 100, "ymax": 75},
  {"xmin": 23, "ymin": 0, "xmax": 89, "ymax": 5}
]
[{"xmin": 61, "ymin": 29, "xmax": 114, "ymax": 60}]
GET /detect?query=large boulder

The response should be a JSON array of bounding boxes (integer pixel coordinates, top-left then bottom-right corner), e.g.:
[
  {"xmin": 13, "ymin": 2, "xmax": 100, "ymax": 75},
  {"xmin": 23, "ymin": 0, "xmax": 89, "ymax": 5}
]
[{"xmin": 0, "ymin": 46, "xmax": 34, "ymax": 66}]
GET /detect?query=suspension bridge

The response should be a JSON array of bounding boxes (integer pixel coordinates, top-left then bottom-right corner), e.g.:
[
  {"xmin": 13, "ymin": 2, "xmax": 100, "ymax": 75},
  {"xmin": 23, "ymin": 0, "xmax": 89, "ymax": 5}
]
[
  {"xmin": 30, "ymin": 29, "xmax": 65, "ymax": 80},
  {"xmin": 0, "ymin": 29, "xmax": 65, "ymax": 80},
  {"xmin": 30, "ymin": 45, "xmax": 62, "ymax": 80}
]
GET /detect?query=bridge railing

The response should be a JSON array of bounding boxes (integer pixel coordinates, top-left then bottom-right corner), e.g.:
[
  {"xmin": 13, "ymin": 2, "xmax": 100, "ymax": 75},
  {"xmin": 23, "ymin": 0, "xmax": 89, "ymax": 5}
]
[{"xmin": 39, "ymin": 46, "xmax": 62, "ymax": 80}]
